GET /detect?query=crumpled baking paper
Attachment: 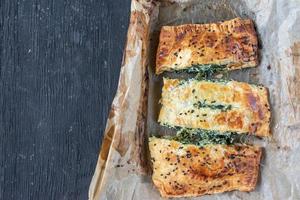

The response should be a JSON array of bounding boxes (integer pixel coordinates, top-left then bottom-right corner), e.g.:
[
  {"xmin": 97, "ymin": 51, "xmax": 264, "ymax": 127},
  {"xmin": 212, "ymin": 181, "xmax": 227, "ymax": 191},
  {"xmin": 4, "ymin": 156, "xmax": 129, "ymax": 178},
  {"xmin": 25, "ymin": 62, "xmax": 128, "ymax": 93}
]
[{"xmin": 89, "ymin": 0, "xmax": 300, "ymax": 199}]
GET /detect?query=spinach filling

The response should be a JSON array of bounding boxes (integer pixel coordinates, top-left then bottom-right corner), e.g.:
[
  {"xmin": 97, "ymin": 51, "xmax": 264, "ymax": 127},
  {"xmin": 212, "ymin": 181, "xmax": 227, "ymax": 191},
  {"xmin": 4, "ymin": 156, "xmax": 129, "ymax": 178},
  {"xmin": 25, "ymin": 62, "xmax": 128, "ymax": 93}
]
[
  {"xmin": 159, "ymin": 64, "xmax": 258, "ymax": 147},
  {"xmin": 193, "ymin": 99, "xmax": 232, "ymax": 112},
  {"xmin": 164, "ymin": 128, "xmax": 240, "ymax": 146},
  {"xmin": 174, "ymin": 64, "xmax": 228, "ymax": 79}
]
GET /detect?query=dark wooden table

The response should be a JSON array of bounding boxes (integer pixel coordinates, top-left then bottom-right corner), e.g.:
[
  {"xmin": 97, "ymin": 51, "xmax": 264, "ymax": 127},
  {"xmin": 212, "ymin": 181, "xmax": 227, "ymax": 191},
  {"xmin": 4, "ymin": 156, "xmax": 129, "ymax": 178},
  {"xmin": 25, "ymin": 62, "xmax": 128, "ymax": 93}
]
[{"xmin": 0, "ymin": 0, "xmax": 131, "ymax": 199}]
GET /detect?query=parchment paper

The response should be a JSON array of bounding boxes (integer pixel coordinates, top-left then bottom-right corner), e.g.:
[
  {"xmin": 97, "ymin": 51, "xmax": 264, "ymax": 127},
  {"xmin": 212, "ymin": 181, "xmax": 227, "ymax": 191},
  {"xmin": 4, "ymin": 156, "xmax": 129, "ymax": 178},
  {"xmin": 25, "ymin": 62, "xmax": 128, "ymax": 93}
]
[{"xmin": 89, "ymin": 0, "xmax": 300, "ymax": 199}]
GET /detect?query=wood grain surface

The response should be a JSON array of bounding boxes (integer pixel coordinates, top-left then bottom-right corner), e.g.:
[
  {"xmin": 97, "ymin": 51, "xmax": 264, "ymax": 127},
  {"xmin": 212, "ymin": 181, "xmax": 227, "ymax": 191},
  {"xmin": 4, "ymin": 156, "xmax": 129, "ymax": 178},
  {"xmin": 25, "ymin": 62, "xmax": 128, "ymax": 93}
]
[{"xmin": 0, "ymin": 0, "xmax": 131, "ymax": 199}]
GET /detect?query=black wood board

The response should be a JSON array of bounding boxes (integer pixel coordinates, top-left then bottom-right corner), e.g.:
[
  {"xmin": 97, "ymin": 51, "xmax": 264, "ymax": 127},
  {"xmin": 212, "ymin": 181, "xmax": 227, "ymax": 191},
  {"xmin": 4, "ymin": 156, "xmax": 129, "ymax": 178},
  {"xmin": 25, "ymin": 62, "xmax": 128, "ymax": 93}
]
[{"xmin": 0, "ymin": 0, "xmax": 131, "ymax": 199}]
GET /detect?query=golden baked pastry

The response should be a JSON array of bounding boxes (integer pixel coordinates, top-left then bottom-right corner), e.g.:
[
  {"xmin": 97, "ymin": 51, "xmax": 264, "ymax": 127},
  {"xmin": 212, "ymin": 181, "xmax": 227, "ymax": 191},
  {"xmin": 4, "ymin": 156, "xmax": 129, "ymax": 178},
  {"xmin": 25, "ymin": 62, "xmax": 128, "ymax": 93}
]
[
  {"xmin": 156, "ymin": 18, "xmax": 258, "ymax": 74},
  {"xmin": 149, "ymin": 137, "xmax": 262, "ymax": 198}
]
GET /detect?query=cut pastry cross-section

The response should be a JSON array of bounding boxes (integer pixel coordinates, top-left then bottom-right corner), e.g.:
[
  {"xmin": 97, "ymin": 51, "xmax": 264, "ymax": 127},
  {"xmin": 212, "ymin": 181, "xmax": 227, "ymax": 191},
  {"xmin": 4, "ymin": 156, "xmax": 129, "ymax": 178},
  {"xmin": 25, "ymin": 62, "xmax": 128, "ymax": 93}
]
[{"xmin": 158, "ymin": 78, "xmax": 271, "ymax": 137}]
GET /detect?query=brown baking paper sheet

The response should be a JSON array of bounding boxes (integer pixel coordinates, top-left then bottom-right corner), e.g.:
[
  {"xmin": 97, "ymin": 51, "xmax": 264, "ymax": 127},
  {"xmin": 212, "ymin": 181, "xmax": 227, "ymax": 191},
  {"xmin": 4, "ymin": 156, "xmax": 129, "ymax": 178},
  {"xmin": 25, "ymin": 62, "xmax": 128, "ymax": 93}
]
[{"xmin": 89, "ymin": 0, "xmax": 300, "ymax": 199}]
